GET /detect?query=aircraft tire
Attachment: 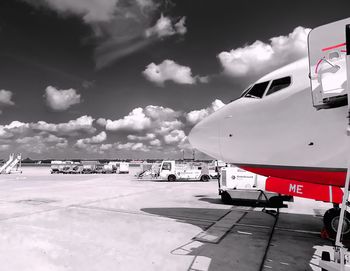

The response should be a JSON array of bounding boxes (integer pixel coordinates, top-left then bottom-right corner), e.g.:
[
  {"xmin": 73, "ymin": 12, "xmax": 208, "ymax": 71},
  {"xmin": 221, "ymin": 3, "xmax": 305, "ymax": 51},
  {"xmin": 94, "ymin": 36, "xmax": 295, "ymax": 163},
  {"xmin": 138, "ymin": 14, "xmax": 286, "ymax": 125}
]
[
  {"xmin": 200, "ymin": 175, "xmax": 210, "ymax": 182},
  {"xmin": 221, "ymin": 192, "xmax": 232, "ymax": 204},
  {"xmin": 168, "ymin": 174, "xmax": 176, "ymax": 182},
  {"xmin": 323, "ymin": 208, "xmax": 350, "ymax": 239}
]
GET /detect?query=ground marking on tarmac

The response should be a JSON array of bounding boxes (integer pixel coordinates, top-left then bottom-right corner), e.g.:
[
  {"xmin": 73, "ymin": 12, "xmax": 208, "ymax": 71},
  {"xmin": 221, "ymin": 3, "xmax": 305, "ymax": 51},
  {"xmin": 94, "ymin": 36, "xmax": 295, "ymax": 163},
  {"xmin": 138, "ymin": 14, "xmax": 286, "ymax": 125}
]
[
  {"xmin": 280, "ymin": 262, "xmax": 290, "ymax": 265},
  {"xmin": 237, "ymin": 230, "xmax": 252, "ymax": 235},
  {"xmin": 193, "ymin": 210, "xmax": 247, "ymax": 243},
  {"xmin": 263, "ymin": 265, "xmax": 273, "ymax": 269},
  {"xmin": 189, "ymin": 256, "xmax": 212, "ymax": 271}
]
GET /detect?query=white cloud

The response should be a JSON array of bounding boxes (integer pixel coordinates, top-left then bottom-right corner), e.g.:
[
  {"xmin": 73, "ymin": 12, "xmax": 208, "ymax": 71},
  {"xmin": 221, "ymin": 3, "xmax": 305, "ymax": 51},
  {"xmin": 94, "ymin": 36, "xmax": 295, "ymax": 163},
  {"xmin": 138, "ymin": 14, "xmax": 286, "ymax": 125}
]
[
  {"xmin": 0, "ymin": 121, "xmax": 30, "ymax": 139},
  {"xmin": 164, "ymin": 129, "xmax": 186, "ymax": 144},
  {"xmin": 0, "ymin": 90, "xmax": 15, "ymax": 106},
  {"xmin": 174, "ymin": 17, "xmax": 187, "ymax": 35},
  {"xmin": 105, "ymin": 108, "xmax": 151, "ymax": 132},
  {"xmin": 100, "ymin": 143, "xmax": 114, "ymax": 151},
  {"xmin": 24, "ymin": 1, "xmax": 188, "ymax": 70},
  {"xmin": 143, "ymin": 60, "xmax": 207, "ymax": 86},
  {"xmin": 218, "ymin": 26, "xmax": 311, "ymax": 77},
  {"xmin": 116, "ymin": 142, "xmax": 149, "ymax": 152},
  {"xmin": 144, "ymin": 105, "xmax": 180, "ymax": 120},
  {"xmin": 96, "ymin": 118, "xmax": 107, "ymax": 126},
  {"xmin": 145, "ymin": 15, "xmax": 187, "ymax": 38},
  {"xmin": 16, "ymin": 134, "xmax": 68, "ymax": 154},
  {"xmin": 31, "ymin": 115, "xmax": 96, "ymax": 136},
  {"xmin": 155, "ymin": 120, "xmax": 183, "ymax": 135},
  {"xmin": 76, "ymin": 131, "xmax": 107, "ymax": 148},
  {"xmin": 43, "ymin": 134, "xmax": 67, "ymax": 144},
  {"xmin": 186, "ymin": 99, "xmax": 225, "ymax": 125},
  {"xmin": 150, "ymin": 139, "xmax": 161, "ymax": 147},
  {"xmin": 25, "ymin": 0, "xmax": 119, "ymax": 23},
  {"xmin": 44, "ymin": 86, "xmax": 81, "ymax": 111},
  {"xmin": 127, "ymin": 133, "xmax": 156, "ymax": 141}
]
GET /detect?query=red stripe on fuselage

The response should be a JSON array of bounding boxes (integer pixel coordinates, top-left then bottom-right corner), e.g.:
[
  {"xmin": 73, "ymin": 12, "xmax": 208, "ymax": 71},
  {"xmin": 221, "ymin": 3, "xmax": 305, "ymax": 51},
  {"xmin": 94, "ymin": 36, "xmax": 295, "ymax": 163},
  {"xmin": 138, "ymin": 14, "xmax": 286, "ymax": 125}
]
[{"xmin": 236, "ymin": 164, "xmax": 347, "ymax": 187}]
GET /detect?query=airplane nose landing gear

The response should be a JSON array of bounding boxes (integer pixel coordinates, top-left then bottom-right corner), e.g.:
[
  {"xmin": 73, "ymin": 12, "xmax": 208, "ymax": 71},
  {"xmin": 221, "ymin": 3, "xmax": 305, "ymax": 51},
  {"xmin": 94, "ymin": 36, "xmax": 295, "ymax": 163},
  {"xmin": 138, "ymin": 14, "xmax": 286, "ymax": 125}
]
[{"xmin": 324, "ymin": 207, "xmax": 350, "ymax": 239}]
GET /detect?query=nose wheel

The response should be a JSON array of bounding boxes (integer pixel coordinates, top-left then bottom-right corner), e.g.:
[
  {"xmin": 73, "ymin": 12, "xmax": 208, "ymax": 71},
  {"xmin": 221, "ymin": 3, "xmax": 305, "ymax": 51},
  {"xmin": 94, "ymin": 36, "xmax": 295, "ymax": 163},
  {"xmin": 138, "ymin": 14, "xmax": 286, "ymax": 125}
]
[{"xmin": 323, "ymin": 207, "xmax": 350, "ymax": 239}]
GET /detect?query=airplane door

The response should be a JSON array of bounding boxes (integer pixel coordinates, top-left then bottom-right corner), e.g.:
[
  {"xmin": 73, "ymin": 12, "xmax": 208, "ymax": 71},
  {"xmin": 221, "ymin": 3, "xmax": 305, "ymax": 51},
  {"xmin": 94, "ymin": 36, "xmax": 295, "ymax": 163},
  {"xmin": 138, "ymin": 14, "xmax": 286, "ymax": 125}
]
[{"xmin": 308, "ymin": 18, "xmax": 350, "ymax": 109}]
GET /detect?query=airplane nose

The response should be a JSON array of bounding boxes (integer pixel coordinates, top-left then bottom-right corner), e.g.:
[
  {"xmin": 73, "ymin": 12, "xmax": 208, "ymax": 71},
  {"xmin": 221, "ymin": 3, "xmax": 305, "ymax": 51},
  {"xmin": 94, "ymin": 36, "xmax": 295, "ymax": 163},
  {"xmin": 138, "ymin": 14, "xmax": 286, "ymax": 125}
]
[{"xmin": 188, "ymin": 114, "xmax": 222, "ymax": 160}]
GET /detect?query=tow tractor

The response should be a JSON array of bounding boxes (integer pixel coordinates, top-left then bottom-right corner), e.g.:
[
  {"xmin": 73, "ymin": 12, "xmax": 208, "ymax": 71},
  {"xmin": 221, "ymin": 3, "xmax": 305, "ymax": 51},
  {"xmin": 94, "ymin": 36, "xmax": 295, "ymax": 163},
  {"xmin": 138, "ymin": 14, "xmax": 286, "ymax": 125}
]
[{"xmin": 219, "ymin": 166, "xmax": 291, "ymax": 207}]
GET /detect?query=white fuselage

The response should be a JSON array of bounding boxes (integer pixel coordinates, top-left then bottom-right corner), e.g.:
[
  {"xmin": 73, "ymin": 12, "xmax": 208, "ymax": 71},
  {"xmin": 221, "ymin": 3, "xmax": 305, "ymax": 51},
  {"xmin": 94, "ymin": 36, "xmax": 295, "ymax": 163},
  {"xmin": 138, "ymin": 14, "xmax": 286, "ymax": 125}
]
[{"xmin": 189, "ymin": 58, "xmax": 348, "ymax": 186}]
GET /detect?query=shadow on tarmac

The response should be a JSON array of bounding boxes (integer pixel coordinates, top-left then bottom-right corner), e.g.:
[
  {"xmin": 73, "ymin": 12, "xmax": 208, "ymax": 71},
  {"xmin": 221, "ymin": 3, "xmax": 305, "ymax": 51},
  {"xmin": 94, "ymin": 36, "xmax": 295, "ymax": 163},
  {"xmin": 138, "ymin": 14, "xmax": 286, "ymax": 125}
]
[{"xmin": 141, "ymin": 206, "xmax": 332, "ymax": 271}]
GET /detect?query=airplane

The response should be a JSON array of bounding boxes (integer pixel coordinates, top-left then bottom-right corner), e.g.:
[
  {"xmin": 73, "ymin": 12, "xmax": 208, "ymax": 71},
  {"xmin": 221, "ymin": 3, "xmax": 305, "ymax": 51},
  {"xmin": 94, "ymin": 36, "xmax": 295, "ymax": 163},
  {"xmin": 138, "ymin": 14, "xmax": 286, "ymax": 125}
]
[{"xmin": 188, "ymin": 18, "xmax": 350, "ymax": 270}]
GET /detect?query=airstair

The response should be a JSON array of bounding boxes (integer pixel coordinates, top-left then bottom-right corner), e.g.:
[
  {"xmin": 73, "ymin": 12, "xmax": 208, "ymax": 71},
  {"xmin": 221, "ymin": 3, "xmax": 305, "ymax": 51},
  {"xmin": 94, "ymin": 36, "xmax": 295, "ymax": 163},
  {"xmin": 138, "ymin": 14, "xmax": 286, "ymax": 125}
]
[
  {"xmin": 309, "ymin": 18, "xmax": 350, "ymax": 271},
  {"xmin": 0, "ymin": 153, "xmax": 22, "ymax": 174}
]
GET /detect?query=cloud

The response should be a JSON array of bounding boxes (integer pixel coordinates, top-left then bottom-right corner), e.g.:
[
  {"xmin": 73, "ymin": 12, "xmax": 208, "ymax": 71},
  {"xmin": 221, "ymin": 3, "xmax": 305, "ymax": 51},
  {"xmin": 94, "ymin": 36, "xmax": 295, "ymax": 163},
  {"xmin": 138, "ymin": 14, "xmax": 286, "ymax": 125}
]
[
  {"xmin": 218, "ymin": 26, "xmax": 311, "ymax": 77},
  {"xmin": 143, "ymin": 60, "xmax": 207, "ymax": 86},
  {"xmin": 127, "ymin": 133, "xmax": 155, "ymax": 141},
  {"xmin": 96, "ymin": 118, "xmax": 107, "ymax": 126},
  {"xmin": 44, "ymin": 86, "xmax": 81, "ymax": 111},
  {"xmin": 144, "ymin": 105, "xmax": 181, "ymax": 120},
  {"xmin": 106, "ymin": 108, "xmax": 151, "ymax": 132},
  {"xmin": 0, "ymin": 98, "xmax": 225, "ymax": 157},
  {"xmin": 76, "ymin": 131, "xmax": 107, "ymax": 148},
  {"xmin": 24, "ymin": 0, "xmax": 157, "ymax": 69},
  {"xmin": 164, "ymin": 129, "xmax": 186, "ymax": 144},
  {"xmin": 16, "ymin": 134, "xmax": 68, "ymax": 154},
  {"xmin": 102, "ymin": 104, "xmax": 185, "ymax": 152},
  {"xmin": 0, "ymin": 90, "xmax": 15, "ymax": 114},
  {"xmin": 24, "ymin": 0, "xmax": 119, "ymax": 23},
  {"xmin": 149, "ymin": 138, "xmax": 161, "ymax": 147},
  {"xmin": 145, "ymin": 14, "xmax": 187, "ymax": 38},
  {"xmin": 0, "ymin": 90, "xmax": 15, "ymax": 106},
  {"xmin": 116, "ymin": 142, "xmax": 149, "ymax": 152},
  {"xmin": 186, "ymin": 99, "xmax": 225, "ymax": 125},
  {"xmin": 31, "ymin": 115, "xmax": 96, "ymax": 136}
]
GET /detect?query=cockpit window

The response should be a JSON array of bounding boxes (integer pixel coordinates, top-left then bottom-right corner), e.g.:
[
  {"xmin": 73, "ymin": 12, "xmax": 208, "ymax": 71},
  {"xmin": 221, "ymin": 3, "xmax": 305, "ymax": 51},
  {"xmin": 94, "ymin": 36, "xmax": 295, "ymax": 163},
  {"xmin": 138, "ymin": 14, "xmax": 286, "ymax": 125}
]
[
  {"xmin": 240, "ymin": 85, "xmax": 252, "ymax": 98},
  {"xmin": 266, "ymin": 76, "xmax": 291, "ymax": 96},
  {"xmin": 244, "ymin": 81, "xmax": 269, "ymax": 98}
]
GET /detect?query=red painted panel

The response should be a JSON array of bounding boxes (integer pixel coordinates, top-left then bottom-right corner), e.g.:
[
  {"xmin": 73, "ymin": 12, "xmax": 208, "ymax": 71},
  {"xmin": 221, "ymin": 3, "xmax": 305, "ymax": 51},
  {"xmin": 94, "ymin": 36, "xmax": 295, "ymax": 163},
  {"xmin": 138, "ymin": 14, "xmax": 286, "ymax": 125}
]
[
  {"xmin": 239, "ymin": 165, "xmax": 346, "ymax": 187},
  {"xmin": 266, "ymin": 177, "xmax": 343, "ymax": 203},
  {"xmin": 322, "ymin": 42, "xmax": 346, "ymax": 51}
]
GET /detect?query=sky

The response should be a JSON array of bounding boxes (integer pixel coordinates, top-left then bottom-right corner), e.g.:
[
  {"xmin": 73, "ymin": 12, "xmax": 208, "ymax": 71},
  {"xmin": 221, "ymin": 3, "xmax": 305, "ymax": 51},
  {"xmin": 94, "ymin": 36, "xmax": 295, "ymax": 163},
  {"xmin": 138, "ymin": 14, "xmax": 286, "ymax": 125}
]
[{"xmin": 1, "ymin": 0, "xmax": 350, "ymax": 160}]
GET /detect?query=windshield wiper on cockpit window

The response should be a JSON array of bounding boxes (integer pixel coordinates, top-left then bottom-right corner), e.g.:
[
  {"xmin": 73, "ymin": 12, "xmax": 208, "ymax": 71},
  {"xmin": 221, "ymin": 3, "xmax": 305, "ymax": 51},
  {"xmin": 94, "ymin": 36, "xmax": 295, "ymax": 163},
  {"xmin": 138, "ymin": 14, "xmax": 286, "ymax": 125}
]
[{"xmin": 245, "ymin": 93, "xmax": 259, "ymax": 99}]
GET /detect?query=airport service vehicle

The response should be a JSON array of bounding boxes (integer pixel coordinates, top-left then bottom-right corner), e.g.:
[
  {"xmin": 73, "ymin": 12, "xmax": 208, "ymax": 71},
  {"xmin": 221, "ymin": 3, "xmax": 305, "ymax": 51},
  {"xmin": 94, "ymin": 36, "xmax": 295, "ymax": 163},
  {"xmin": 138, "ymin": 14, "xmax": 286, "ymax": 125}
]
[
  {"xmin": 137, "ymin": 163, "xmax": 161, "ymax": 179},
  {"xmin": 82, "ymin": 161, "xmax": 98, "ymax": 174},
  {"xmin": 71, "ymin": 163, "xmax": 83, "ymax": 174},
  {"xmin": 189, "ymin": 18, "xmax": 350, "ymax": 271},
  {"xmin": 94, "ymin": 164, "xmax": 105, "ymax": 174},
  {"xmin": 50, "ymin": 161, "xmax": 63, "ymax": 174},
  {"xmin": 219, "ymin": 166, "xmax": 290, "ymax": 207},
  {"xmin": 103, "ymin": 164, "xmax": 115, "ymax": 174},
  {"xmin": 159, "ymin": 160, "xmax": 210, "ymax": 182},
  {"xmin": 59, "ymin": 161, "xmax": 75, "ymax": 174},
  {"xmin": 0, "ymin": 153, "xmax": 22, "ymax": 174},
  {"xmin": 118, "ymin": 162, "xmax": 129, "ymax": 174},
  {"xmin": 209, "ymin": 160, "xmax": 226, "ymax": 179},
  {"xmin": 108, "ymin": 162, "xmax": 118, "ymax": 173}
]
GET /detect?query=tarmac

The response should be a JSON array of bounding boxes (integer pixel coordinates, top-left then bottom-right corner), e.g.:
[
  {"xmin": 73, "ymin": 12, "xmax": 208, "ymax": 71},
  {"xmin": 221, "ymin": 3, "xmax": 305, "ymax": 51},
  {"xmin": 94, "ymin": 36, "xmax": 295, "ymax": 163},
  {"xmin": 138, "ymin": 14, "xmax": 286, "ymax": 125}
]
[{"xmin": 0, "ymin": 166, "xmax": 337, "ymax": 271}]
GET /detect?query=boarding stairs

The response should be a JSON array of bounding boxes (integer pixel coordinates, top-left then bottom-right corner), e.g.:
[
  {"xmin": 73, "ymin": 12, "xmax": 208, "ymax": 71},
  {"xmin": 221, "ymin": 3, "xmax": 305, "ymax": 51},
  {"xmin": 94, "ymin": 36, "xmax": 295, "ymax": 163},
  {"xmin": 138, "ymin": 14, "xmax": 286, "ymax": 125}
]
[{"xmin": 0, "ymin": 153, "xmax": 22, "ymax": 174}]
